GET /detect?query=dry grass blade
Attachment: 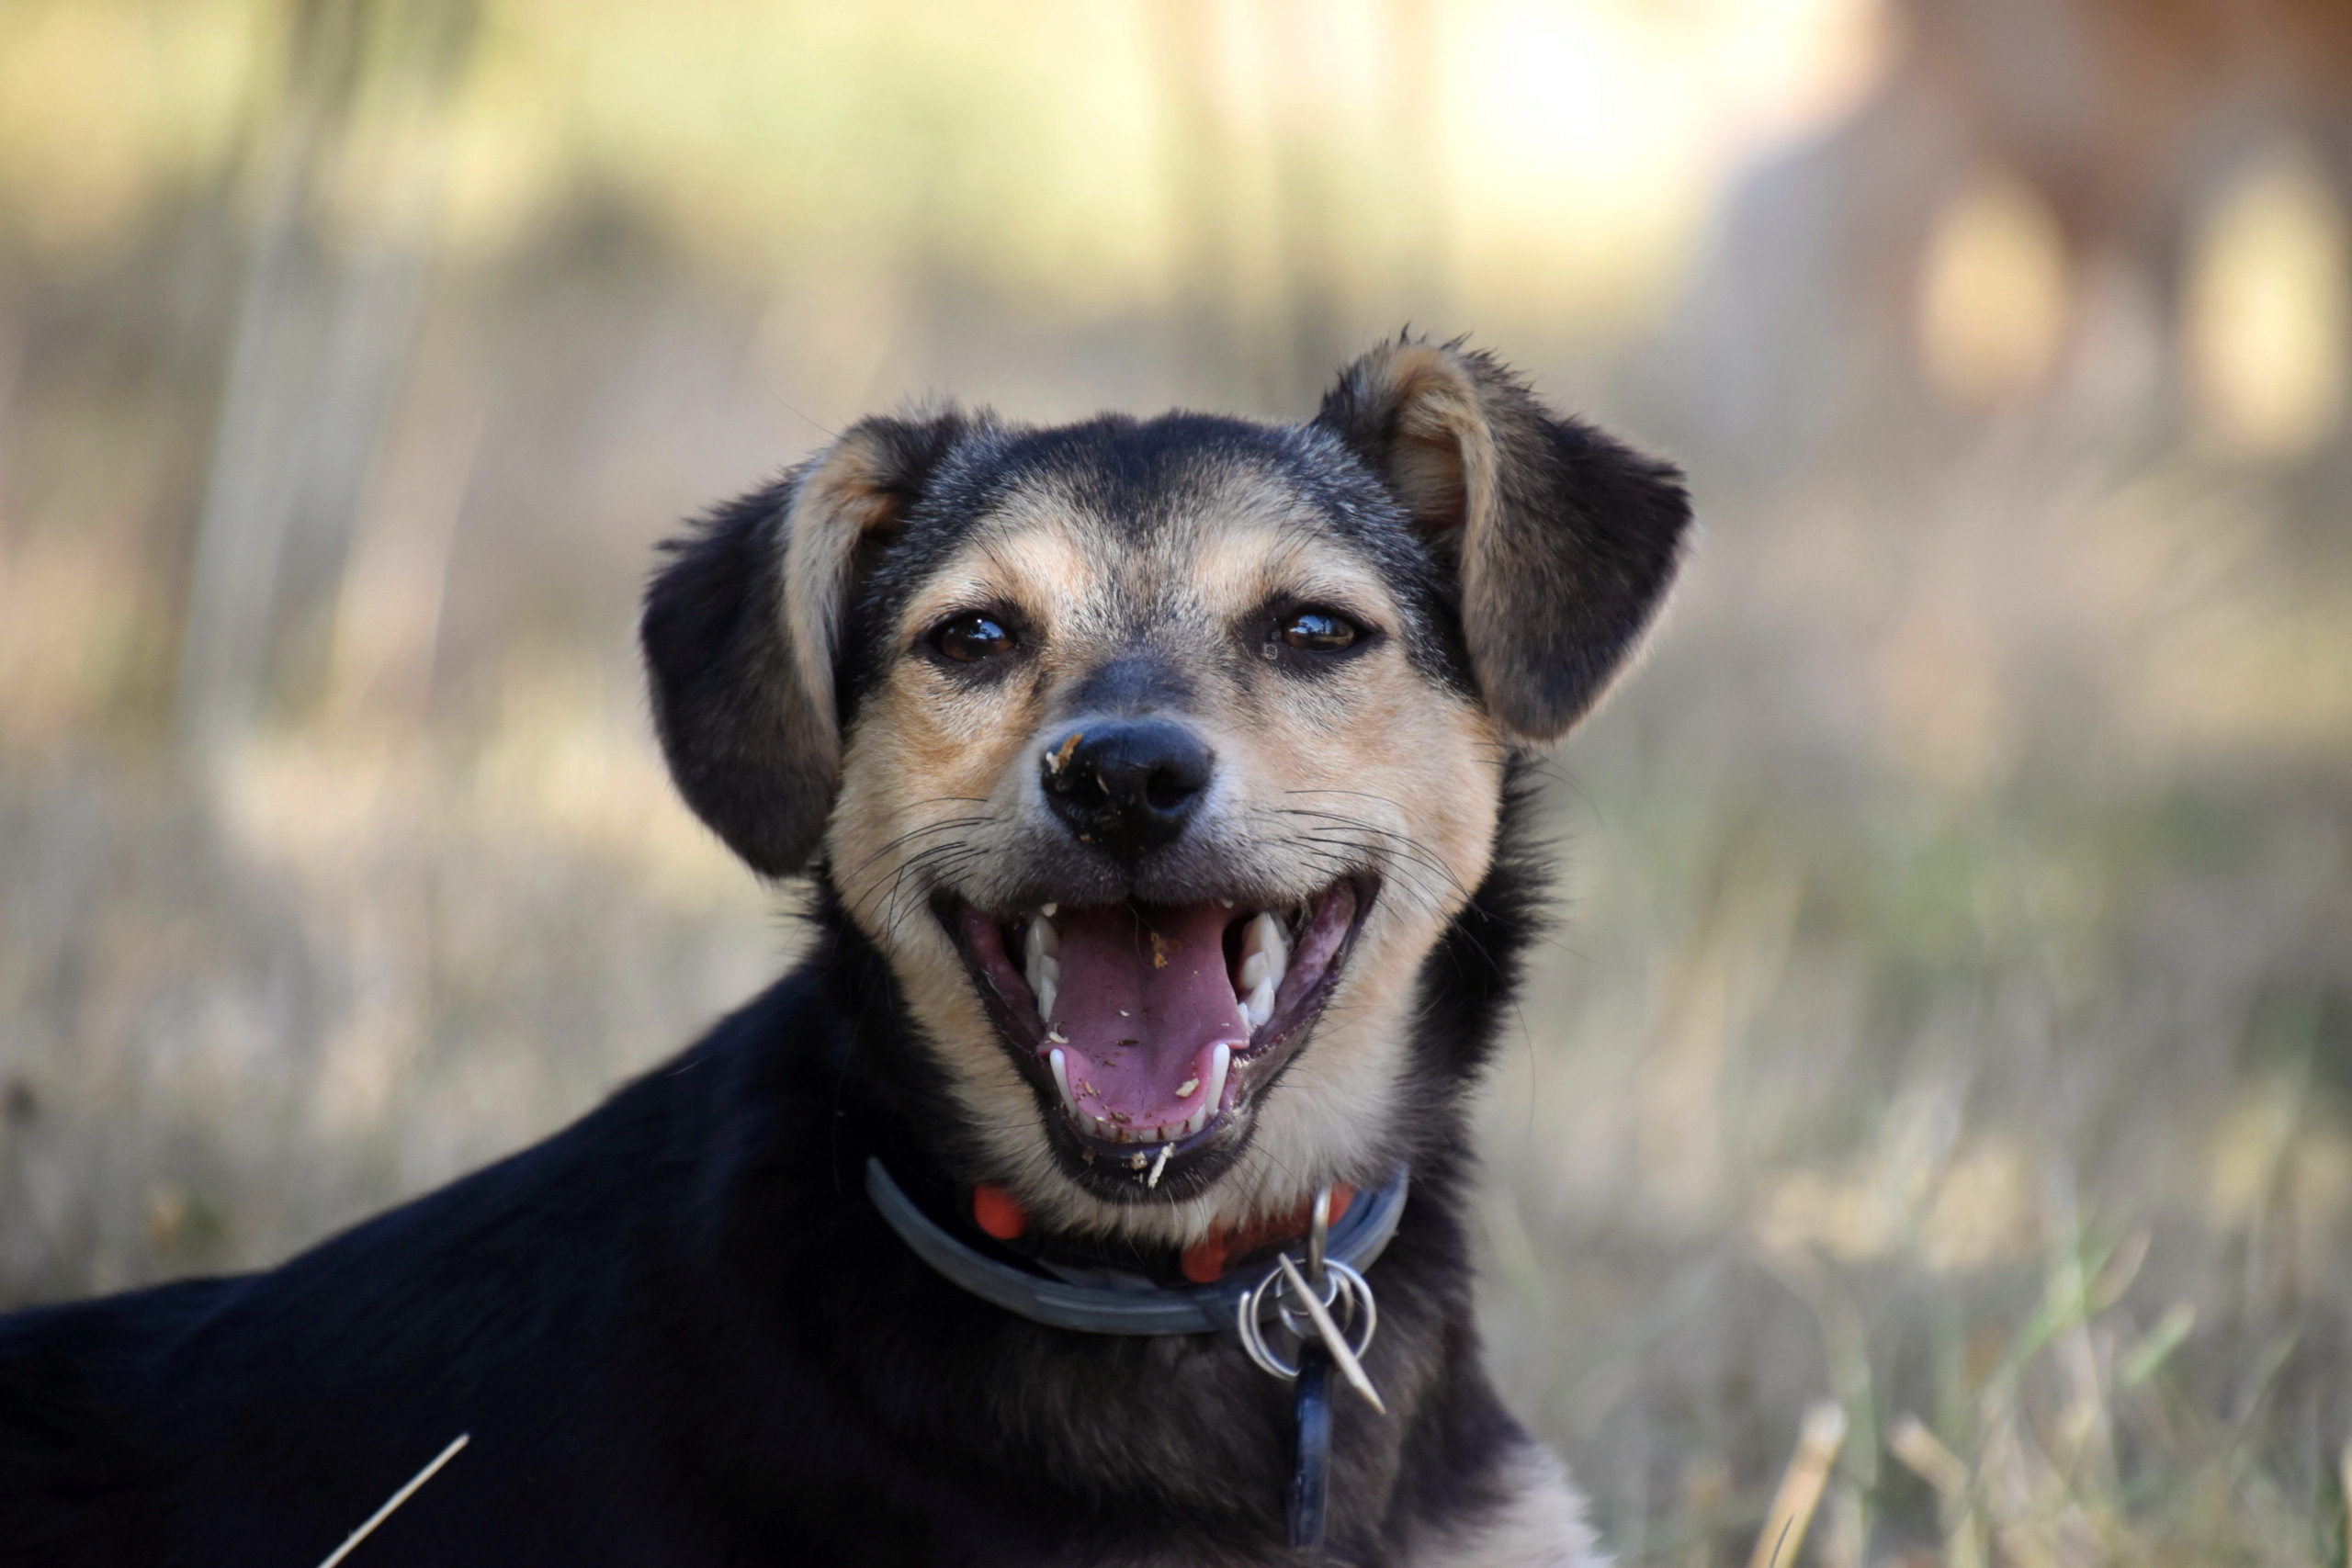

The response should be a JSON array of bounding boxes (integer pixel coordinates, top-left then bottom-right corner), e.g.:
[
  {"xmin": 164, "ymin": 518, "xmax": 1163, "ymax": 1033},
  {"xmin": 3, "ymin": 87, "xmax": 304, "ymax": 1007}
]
[
  {"xmin": 1889, "ymin": 1415, "xmax": 1985, "ymax": 1568},
  {"xmin": 315, "ymin": 1433, "xmax": 469, "ymax": 1568},
  {"xmin": 1747, "ymin": 1400, "xmax": 1847, "ymax": 1568}
]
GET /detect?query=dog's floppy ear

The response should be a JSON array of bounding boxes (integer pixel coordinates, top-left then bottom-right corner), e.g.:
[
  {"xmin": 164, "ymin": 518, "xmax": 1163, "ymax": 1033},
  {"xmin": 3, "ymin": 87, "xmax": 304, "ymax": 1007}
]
[
  {"xmin": 1314, "ymin": 340, "xmax": 1690, "ymax": 743},
  {"xmin": 642, "ymin": 412, "xmax": 967, "ymax": 876}
]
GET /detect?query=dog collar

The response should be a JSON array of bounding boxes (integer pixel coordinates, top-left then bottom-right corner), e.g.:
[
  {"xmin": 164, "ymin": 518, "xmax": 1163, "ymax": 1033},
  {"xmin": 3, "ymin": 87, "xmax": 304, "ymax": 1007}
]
[{"xmin": 864, "ymin": 1157, "xmax": 1408, "ymax": 1336}]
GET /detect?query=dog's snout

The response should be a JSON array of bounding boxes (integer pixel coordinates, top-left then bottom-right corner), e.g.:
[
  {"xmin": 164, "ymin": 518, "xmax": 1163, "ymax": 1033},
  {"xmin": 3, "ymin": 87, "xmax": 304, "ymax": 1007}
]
[{"xmin": 1040, "ymin": 719, "xmax": 1214, "ymax": 860}]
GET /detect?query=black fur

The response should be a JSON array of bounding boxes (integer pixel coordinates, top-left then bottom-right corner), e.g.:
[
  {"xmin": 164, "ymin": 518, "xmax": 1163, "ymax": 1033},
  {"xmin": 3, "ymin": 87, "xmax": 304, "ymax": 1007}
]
[
  {"xmin": 0, "ymin": 828, "xmax": 1549, "ymax": 1566},
  {"xmin": 645, "ymin": 411, "xmax": 972, "ymax": 877},
  {"xmin": 641, "ymin": 472, "xmax": 811, "ymax": 876},
  {"xmin": 0, "ymin": 346, "xmax": 1685, "ymax": 1563}
]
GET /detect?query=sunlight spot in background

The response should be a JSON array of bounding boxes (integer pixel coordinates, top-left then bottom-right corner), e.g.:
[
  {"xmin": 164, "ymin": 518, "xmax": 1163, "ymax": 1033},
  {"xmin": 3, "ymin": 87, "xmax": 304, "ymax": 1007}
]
[
  {"xmin": 1916, "ymin": 169, "xmax": 2071, "ymax": 403},
  {"xmin": 0, "ymin": 0, "xmax": 257, "ymax": 255},
  {"xmin": 1443, "ymin": 0, "xmax": 1885, "ymax": 320},
  {"xmin": 2188, "ymin": 141, "xmax": 2350, "ymax": 459}
]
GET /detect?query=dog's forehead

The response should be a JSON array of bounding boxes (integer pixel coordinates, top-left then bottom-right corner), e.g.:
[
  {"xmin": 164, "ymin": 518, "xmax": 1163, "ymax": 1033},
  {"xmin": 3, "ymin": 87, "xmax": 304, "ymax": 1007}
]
[
  {"xmin": 881, "ymin": 414, "xmax": 1422, "ymax": 633},
  {"xmin": 917, "ymin": 469, "xmax": 1362, "ymax": 627}
]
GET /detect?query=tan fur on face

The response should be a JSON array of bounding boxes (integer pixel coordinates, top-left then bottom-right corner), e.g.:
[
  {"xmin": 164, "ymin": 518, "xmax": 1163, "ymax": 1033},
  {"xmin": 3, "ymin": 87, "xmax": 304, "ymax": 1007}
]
[
  {"xmin": 828, "ymin": 459, "xmax": 1505, "ymax": 1245},
  {"xmin": 780, "ymin": 424, "xmax": 937, "ymax": 783}
]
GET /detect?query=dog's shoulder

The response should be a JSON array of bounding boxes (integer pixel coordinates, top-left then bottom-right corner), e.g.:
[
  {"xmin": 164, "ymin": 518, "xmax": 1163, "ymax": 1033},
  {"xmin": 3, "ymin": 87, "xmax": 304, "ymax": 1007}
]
[{"xmin": 0, "ymin": 962, "xmax": 858, "ymax": 1563}]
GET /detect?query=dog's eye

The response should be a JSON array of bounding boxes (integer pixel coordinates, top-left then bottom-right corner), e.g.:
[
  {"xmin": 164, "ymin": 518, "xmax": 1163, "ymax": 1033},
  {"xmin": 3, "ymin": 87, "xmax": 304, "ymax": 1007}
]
[
  {"xmin": 1280, "ymin": 611, "xmax": 1359, "ymax": 653},
  {"xmin": 933, "ymin": 613, "xmax": 1016, "ymax": 662}
]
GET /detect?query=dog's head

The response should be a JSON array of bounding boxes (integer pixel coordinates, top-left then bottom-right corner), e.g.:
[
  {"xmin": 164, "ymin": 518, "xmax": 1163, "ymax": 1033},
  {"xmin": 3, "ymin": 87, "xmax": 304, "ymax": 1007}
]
[{"xmin": 643, "ymin": 342, "xmax": 1688, "ymax": 1244}]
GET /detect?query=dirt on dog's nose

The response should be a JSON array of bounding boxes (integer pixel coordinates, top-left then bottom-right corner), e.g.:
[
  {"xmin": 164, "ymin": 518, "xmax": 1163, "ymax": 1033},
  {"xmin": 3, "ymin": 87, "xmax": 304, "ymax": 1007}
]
[{"xmin": 1039, "ymin": 718, "xmax": 1215, "ymax": 861}]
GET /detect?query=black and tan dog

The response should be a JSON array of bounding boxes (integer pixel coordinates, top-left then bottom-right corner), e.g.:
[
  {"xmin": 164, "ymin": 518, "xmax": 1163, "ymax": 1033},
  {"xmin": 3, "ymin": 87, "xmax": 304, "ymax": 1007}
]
[{"xmin": 0, "ymin": 340, "xmax": 1688, "ymax": 1565}]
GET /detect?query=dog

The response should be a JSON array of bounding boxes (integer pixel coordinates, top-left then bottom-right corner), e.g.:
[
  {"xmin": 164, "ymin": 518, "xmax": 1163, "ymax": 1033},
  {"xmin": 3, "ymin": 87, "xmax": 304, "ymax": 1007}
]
[{"xmin": 0, "ymin": 339, "xmax": 1689, "ymax": 1565}]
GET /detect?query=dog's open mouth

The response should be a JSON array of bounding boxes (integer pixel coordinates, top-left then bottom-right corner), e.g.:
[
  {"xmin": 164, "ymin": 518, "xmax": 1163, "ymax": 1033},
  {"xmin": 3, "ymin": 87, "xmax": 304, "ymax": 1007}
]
[{"xmin": 945, "ymin": 879, "xmax": 1374, "ymax": 1183}]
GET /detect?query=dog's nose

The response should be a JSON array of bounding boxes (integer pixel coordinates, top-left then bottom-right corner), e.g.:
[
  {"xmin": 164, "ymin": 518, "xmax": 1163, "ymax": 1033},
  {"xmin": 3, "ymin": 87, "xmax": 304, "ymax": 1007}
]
[{"xmin": 1039, "ymin": 719, "xmax": 1215, "ymax": 860}]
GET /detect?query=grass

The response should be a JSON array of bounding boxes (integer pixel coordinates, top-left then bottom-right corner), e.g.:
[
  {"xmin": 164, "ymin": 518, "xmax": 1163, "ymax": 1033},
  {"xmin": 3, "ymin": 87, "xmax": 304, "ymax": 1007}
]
[{"xmin": 1466, "ymin": 442, "xmax": 2352, "ymax": 1564}]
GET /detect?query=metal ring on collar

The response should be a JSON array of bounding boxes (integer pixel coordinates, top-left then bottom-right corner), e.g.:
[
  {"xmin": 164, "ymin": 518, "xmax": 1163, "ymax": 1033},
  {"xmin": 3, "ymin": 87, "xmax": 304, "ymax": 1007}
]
[{"xmin": 1238, "ymin": 1258, "xmax": 1378, "ymax": 1381}]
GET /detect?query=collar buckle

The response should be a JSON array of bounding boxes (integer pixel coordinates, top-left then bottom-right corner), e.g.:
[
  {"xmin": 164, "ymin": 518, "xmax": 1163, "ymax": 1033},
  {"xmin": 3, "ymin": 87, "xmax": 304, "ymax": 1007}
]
[{"xmin": 1233, "ymin": 1184, "xmax": 1387, "ymax": 1556}]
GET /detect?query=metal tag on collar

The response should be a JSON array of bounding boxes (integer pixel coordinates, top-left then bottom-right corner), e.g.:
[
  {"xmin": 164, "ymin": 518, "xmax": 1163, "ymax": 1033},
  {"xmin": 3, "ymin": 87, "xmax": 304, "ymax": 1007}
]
[{"xmin": 1235, "ymin": 1186, "xmax": 1386, "ymax": 1552}]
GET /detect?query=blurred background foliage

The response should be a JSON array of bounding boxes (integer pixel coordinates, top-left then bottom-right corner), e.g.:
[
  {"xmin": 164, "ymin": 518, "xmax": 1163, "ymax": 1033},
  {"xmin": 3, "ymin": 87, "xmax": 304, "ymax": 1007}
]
[{"xmin": 2, "ymin": 0, "xmax": 2350, "ymax": 1562}]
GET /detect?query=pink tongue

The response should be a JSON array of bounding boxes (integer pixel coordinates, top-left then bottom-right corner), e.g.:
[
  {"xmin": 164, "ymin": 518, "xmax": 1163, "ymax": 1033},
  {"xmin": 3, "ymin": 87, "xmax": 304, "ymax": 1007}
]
[{"xmin": 1050, "ymin": 902, "xmax": 1248, "ymax": 1136}]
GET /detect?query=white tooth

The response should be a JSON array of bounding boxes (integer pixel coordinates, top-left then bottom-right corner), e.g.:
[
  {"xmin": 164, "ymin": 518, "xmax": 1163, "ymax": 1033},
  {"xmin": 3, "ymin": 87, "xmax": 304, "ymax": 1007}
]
[
  {"xmin": 1026, "ymin": 913, "xmax": 1059, "ymax": 961},
  {"xmin": 1035, "ymin": 976, "xmax": 1057, "ymax": 1023},
  {"xmin": 1024, "ymin": 915, "xmax": 1060, "ymax": 1006},
  {"xmin": 1204, "ymin": 1043, "xmax": 1230, "ymax": 1114},
  {"xmin": 1138, "ymin": 1122, "xmax": 1160, "ymax": 1144},
  {"xmin": 1247, "ymin": 911, "xmax": 1286, "ymax": 968},
  {"xmin": 1041, "ymin": 902, "xmax": 1057, "ymax": 917},
  {"xmin": 1050, "ymin": 1048, "xmax": 1074, "ymax": 1112},
  {"xmin": 1234, "ymin": 912, "xmax": 1287, "ymax": 1018}
]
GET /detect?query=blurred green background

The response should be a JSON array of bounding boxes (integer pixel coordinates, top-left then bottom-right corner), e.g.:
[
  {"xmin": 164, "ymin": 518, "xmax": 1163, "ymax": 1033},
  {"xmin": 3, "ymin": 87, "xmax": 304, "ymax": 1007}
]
[{"xmin": 3, "ymin": 1, "xmax": 2349, "ymax": 1561}]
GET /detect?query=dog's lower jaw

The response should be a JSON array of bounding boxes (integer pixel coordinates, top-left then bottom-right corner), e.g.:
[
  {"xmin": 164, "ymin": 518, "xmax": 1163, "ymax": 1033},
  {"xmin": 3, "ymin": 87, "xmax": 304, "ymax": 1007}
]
[{"xmin": 922, "ymin": 992, "xmax": 1418, "ymax": 1254}]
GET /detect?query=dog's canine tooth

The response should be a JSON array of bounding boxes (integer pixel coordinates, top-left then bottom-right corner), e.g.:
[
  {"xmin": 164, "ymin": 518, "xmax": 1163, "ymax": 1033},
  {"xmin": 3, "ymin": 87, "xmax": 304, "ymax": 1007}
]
[
  {"xmin": 1204, "ymin": 1043, "xmax": 1230, "ymax": 1122},
  {"xmin": 1049, "ymin": 1048, "xmax": 1075, "ymax": 1114},
  {"xmin": 1242, "ymin": 979, "xmax": 1275, "ymax": 1029},
  {"xmin": 1035, "ymin": 976, "xmax": 1057, "ymax": 1024}
]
